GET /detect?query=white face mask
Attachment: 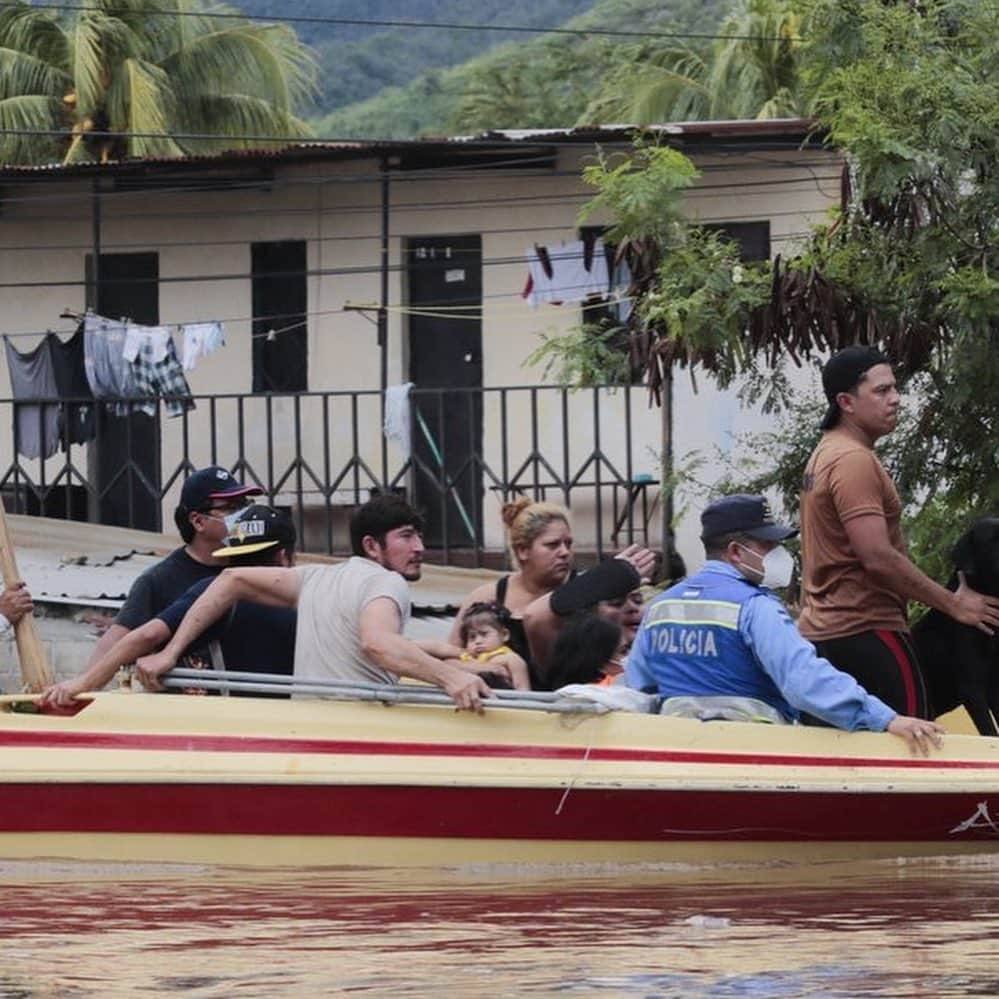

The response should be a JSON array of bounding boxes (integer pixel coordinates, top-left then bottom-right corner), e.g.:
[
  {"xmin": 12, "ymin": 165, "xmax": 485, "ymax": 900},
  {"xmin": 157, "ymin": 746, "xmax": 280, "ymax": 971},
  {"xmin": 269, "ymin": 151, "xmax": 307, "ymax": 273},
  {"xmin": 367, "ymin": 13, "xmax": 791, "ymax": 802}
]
[
  {"xmin": 223, "ymin": 508, "xmax": 246, "ymax": 536},
  {"xmin": 736, "ymin": 542, "xmax": 795, "ymax": 590}
]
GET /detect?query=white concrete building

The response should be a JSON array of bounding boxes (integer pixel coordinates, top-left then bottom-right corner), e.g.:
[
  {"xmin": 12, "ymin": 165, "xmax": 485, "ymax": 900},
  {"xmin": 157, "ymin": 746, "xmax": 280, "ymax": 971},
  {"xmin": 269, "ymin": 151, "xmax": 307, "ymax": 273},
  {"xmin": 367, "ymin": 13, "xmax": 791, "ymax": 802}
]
[{"xmin": 0, "ymin": 120, "xmax": 840, "ymax": 567}]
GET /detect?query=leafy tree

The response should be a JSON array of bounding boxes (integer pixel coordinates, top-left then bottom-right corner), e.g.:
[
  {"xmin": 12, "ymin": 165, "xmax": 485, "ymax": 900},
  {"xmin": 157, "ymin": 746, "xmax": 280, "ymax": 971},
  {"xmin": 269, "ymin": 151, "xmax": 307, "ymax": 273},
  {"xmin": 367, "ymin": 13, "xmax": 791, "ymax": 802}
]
[
  {"xmin": 0, "ymin": 0, "xmax": 317, "ymax": 165},
  {"xmin": 581, "ymin": 0, "xmax": 805, "ymax": 124},
  {"xmin": 551, "ymin": 0, "xmax": 999, "ymax": 575}
]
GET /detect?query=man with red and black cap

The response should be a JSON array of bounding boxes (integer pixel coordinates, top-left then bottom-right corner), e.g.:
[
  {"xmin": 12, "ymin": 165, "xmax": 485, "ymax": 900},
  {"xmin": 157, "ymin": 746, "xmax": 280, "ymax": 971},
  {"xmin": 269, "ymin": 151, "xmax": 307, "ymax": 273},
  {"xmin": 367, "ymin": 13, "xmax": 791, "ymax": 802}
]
[
  {"xmin": 799, "ymin": 346, "xmax": 999, "ymax": 718},
  {"xmin": 625, "ymin": 493, "xmax": 943, "ymax": 753},
  {"xmin": 79, "ymin": 465, "xmax": 263, "ymax": 675},
  {"xmin": 42, "ymin": 503, "xmax": 297, "ymax": 706}
]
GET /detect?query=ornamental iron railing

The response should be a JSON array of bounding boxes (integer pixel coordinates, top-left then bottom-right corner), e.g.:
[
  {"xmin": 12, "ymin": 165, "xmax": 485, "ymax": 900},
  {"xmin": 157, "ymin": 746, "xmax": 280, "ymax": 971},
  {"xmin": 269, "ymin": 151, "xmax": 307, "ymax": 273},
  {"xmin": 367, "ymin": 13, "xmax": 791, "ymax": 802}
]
[{"xmin": 0, "ymin": 384, "xmax": 664, "ymax": 566}]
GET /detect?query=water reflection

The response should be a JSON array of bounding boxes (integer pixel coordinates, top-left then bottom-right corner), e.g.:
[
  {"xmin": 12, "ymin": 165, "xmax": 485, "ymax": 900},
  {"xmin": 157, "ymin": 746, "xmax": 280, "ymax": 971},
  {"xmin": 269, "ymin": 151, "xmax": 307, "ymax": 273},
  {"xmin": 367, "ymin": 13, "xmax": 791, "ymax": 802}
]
[{"xmin": 2, "ymin": 857, "xmax": 999, "ymax": 996}]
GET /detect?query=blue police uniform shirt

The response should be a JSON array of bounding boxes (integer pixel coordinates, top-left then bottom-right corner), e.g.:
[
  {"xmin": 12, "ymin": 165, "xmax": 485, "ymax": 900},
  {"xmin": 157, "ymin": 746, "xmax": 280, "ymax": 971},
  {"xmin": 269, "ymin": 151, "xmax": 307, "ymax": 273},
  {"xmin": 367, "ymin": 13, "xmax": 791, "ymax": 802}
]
[{"xmin": 626, "ymin": 560, "xmax": 895, "ymax": 731}]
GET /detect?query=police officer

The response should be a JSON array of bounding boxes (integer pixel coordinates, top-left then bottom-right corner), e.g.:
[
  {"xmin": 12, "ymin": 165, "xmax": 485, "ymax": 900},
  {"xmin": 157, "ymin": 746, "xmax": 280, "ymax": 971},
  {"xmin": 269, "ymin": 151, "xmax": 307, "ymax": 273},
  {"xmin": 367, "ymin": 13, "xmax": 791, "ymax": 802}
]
[{"xmin": 625, "ymin": 494, "xmax": 943, "ymax": 754}]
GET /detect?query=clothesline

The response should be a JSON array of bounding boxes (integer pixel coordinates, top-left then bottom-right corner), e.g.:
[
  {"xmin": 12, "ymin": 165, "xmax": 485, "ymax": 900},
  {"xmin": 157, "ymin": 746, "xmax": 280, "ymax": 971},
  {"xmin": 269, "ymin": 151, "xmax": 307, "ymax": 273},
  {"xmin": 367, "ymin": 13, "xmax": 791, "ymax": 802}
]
[
  {"xmin": 0, "ymin": 307, "xmax": 344, "ymax": 341},
  {"xmin": 2, "ymin": 311, "xmax": 227, "ymax": 460},
  {"xmin": 0, "ymin": 257, "xmax": 631, "ymax": 342}
]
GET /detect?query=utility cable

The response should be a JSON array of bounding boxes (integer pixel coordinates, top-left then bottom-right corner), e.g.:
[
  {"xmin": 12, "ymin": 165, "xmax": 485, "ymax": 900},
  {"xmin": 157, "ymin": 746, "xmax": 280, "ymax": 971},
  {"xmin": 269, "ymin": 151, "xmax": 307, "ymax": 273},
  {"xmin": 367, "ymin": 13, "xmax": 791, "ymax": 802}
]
[{"xmin": 23, "ymin": 3, "xmax": 805, "ymax": 44}]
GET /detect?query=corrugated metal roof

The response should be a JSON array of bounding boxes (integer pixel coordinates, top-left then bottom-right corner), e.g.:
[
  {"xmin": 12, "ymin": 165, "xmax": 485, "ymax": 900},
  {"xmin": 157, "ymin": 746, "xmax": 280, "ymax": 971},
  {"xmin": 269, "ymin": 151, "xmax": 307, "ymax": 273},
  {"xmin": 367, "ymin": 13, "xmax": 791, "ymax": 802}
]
[{"xmin": 0, "ymin": 119, "xmax": 823, "ymax": 176}]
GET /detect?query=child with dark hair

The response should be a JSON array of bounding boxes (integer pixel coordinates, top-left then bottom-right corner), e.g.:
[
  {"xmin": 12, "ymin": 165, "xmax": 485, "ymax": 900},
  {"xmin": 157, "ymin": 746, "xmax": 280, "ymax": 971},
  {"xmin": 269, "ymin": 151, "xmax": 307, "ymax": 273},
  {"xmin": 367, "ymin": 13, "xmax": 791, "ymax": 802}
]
[
  {"xmin": 547, "ymin": 611, "xmax": 623, "ymax": 690},
  {"xmin": 458, "ymin": 601, "xmax": 531, "ymax": 690}
]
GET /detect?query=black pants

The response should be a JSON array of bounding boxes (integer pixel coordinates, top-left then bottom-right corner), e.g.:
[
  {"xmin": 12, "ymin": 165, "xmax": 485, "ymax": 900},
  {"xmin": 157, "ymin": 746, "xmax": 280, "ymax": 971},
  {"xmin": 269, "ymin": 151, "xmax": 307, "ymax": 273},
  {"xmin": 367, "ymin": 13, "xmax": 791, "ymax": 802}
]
[{"xmin": 809, "ymin": 629, "xmax": 930, "ymax": 721}]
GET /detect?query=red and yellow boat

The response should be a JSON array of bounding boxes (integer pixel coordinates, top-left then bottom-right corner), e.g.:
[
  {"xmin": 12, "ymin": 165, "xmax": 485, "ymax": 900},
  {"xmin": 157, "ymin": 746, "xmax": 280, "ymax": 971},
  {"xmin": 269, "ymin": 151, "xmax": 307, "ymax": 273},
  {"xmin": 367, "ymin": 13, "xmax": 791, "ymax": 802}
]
[{"xmin": 3, "ymin": 686, "xmax": 999, "ymax": 868}]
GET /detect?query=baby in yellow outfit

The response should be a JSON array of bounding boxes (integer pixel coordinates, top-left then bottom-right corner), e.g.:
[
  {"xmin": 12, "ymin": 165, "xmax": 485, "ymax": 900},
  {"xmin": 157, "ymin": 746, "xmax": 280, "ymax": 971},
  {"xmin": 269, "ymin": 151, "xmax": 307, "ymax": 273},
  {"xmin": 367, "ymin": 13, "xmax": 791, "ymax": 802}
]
[{"xmin": 458, "ymin": 601, "xmax": 531, "ymax": 690}]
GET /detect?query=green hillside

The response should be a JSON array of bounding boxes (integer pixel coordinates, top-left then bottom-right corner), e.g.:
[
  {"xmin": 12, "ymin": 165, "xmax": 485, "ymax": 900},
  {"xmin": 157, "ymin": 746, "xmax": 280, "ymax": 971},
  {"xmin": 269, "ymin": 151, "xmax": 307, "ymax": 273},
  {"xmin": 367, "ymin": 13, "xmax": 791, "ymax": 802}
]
[
  {"xmin": 309, "ymin": 0, "xmax": 729, "ymax": 140},
  {"xmin": 236, "ymin": 0, "xmax": 598, "ymax": 117}
]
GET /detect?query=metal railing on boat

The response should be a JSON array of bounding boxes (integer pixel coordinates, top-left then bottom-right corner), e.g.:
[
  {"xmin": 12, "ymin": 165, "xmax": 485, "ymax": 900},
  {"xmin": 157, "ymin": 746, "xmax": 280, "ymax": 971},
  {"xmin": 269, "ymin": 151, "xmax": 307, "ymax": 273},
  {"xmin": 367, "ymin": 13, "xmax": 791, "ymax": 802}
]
[{"xmin": 162, "ymin": 668, "xmax": 607, "ymax": 714}]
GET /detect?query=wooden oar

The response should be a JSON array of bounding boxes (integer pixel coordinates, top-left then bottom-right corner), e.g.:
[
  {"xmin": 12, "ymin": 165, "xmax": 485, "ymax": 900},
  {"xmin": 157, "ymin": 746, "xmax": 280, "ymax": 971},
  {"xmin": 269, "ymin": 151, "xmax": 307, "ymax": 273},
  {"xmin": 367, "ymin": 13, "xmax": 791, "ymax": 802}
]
[{"xmin": 0, "ymin": 503, "xmax": 52, "ymax": 692}]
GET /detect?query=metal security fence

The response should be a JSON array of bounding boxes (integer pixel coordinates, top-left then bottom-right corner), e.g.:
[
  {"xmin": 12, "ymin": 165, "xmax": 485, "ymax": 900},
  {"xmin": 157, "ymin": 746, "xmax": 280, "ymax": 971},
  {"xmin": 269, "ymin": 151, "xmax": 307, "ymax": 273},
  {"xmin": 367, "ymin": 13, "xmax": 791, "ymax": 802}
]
[{"xmin": 0, "ymin": 384, "xmax": 664, "ymax": 565}]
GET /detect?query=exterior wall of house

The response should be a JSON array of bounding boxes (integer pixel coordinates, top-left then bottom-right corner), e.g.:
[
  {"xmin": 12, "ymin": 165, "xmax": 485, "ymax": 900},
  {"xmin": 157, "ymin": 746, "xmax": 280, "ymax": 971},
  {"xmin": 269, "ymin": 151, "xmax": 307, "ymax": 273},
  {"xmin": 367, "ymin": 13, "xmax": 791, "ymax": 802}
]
[{"xmin": 0, "ymin": 142, "xmax": 840, "ymax": 564}]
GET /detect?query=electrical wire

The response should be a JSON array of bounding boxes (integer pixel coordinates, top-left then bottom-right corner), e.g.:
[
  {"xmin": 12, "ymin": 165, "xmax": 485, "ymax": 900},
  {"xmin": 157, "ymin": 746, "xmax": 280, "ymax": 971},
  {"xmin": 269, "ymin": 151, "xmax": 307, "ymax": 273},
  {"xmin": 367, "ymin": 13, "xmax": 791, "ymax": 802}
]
[
  {"xmin": 0, "ymin": 220, "xmax": 816, "ymax": 338},
  {"xmin": 23, "ymin": 3, "xmax": 805, "ymax": 44},
  {"xmin": 0, "ymin": 174, "xmax": 841, "ymax": 230},
  {"xmin": 0, "ymin": 228, "xmax": 817, "ymax": 294},
  {"xmin": 7, "ymin": 205, "xmax": 828, "ymax": 255},
  {"xmin": 0, "ymin": 154, "xmax": 839, "ymax": 209}
]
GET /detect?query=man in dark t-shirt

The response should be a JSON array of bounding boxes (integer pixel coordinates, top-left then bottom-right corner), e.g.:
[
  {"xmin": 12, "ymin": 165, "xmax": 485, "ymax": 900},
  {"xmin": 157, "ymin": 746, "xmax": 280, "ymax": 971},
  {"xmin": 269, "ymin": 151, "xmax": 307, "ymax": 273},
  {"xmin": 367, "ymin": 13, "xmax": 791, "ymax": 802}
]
[
  {"xmin": 87, "ymin": 465, "xmax": 263, "ymax": 660},
  {"xmin": 42, "ymin": 505, "xmax": 296, "ymax": 705}
]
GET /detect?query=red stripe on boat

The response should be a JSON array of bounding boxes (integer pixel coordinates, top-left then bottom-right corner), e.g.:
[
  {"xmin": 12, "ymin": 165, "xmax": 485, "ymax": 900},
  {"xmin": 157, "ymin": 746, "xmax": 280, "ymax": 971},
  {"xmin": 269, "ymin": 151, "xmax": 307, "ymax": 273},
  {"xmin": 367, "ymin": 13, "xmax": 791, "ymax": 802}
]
[
  {"xmin": 1, "ymin": 783, "xmax": 997, "ymax": 842},
  {"xmin": 1, "ymin": 729, "xmax": 997, "ymax": 769}
]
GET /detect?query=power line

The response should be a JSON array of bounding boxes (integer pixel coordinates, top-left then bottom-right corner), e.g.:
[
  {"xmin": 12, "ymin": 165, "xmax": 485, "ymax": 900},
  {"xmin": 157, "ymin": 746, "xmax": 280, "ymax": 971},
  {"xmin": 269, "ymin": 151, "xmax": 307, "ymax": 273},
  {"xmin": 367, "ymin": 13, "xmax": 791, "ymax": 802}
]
[
  {"xmin": 0, "ymin": 157, "xmax": 839, "ymax": 214},
  {"xmin": 1, "ymin": 226, "xmax": 817, "ymax": 336},
  {"xmin": 24, "ymin": 3, "xmax": 804, "ymax": 44},
  {"xmin": 0, "ymin": 231, "xmax": 819, "ymax": 293},
  {"xmin": 1, "ymin": 174, "xmax": 840, "ymax": 230},
  {"xmin": 6, "ymin": 207, "xmax": 831, "ymax": 255},
  {"xmin": 0, "ymin": 124, "xmax": 820, "ymax": 150}
]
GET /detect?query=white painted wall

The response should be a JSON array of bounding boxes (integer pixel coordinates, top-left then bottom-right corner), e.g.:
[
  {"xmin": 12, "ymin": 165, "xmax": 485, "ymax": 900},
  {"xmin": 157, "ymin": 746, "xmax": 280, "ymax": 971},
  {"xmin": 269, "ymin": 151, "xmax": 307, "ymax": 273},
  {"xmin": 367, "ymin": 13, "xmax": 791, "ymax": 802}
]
[{"xmin": 0, "ymin": 142, "xmax": 840, "ymax": 564}]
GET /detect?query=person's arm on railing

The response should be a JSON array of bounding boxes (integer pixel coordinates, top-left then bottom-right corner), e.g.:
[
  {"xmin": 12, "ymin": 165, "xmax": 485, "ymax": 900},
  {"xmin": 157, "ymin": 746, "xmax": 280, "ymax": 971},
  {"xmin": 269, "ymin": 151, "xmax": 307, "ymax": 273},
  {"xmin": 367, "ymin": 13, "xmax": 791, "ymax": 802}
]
[
  {"xmin": 41, "ymin": 618, "xmax": 172, "ymax": 708},
  {"xmin": 360, "ymin": 597, "xmax": 491, "ymax": 712},
  {"xmin": 136, "ymin": 567, "xmax": 300, "ymax": 690}
]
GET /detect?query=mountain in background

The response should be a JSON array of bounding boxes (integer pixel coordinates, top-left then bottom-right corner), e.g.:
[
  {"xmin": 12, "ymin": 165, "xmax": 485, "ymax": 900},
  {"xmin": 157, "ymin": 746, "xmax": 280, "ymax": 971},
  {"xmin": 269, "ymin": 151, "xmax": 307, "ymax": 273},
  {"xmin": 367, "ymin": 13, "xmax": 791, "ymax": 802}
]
[
  {"xmin": 235, "ymin": 0, "xmax": 597, "ymax": 118},
  {"xmin": 236, "ymin": 0, "xmax": 729, "ymax": 139}
]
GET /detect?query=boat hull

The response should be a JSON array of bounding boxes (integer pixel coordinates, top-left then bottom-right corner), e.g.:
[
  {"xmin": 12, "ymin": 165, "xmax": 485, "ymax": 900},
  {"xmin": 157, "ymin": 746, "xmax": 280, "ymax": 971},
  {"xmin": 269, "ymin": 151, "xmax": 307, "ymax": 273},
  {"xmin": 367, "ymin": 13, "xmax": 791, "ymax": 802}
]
[{"xmin": 3, "ymin": 692, "xmax": 999, "ymax": 867}]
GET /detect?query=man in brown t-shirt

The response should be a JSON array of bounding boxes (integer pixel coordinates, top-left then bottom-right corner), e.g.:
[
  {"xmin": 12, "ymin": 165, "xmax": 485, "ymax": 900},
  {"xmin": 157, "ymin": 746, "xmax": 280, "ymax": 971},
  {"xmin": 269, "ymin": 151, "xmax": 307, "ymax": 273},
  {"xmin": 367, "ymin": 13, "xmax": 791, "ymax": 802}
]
[{"xmin": 799, "ymin": 346, "xmax": 999, "ymax": 718}]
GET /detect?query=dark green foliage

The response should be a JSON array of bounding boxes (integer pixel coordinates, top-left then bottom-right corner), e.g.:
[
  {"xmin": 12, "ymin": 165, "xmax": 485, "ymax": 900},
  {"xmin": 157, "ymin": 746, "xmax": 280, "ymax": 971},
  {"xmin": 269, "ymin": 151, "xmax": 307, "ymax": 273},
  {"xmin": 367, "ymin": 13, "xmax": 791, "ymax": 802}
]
[
  {"xmin": 303, "ymin": 0, "xmax": 730, "ymax": 138},
  {"xmin": 237, "ymin": 0, "xmax": 597, "ymax": 119},
  {"xmin": 554, "ymin": 0, "xmax": 999, "ymax": 592}
]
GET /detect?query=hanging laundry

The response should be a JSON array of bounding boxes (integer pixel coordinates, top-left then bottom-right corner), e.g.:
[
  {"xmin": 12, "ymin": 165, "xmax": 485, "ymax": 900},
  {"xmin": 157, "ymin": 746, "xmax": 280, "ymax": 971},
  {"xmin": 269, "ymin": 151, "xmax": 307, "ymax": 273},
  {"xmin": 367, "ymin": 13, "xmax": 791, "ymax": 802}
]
[
  {"xmin": 4, "ymin": 336, "xmax": 60, "ymax": 459},
  {"xmin": 383, "ymin": 382, "xmax": 413, "ymax": 461},
  {"xmin": 522, "ymin": 240, "xmax": 611, "ymax": 307},
  {"xmin": 609, "ymin": 257, "xmax": 634, "ymax": 324},
  {"xmin": 47, "ymin": 323, "xmax": 95, "ymax": 446},
  {"xmin": 124, "ymin": 323, "xmax": 194, "ymax": 418},
  {"xmin": 122, "ymin": 323, "xmax": 171, "ymax": 366},
  {"xmin": 180, "ymin": 321, "xmax": 225, "ymax": 372},
  {"xmin": 83, "ymin": 314, "xmax": 140, "ymax": 416}
]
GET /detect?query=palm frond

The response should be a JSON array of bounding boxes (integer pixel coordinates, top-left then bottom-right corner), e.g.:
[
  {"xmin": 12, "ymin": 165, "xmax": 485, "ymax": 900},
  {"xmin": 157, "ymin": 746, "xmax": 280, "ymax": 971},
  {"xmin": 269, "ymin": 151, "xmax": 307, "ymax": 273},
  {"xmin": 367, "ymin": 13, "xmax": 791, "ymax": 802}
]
[
  {"xmin": 0, "ymin": 92, "xmax": 63, "ymax": 164},
  {"xmin": 0, "ymin": 47, "xmax": 71, "ymax": 101},
  {"xmin": 71, "ymin": 15, "xmax": 108, "ymax": 113},
  {"xmin": 106, "ymin": 57, "xmax": 181, "ymax": 158},
  {"xmin": 163, "ymin": 25, "xmax": 317, "ymax": 113},
  {"xmin": 0, "ymin": 1, "xmax": 69, "ymax": 68},
  {"xmin": 175, "ymin": 93, "xmax": 313, "ymax": 152}
]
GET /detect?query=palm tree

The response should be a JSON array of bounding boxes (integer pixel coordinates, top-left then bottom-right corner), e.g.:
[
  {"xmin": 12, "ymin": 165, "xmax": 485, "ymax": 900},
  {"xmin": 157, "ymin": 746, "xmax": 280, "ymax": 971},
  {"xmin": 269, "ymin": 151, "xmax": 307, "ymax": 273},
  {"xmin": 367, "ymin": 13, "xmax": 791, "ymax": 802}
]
[
  {"xmin": 0, "ymin": 0, "xmax": 317, "ymax": 165},
  {"xmin": 580, "ymin": 0, "xmax": 806, "ymax": 125}
]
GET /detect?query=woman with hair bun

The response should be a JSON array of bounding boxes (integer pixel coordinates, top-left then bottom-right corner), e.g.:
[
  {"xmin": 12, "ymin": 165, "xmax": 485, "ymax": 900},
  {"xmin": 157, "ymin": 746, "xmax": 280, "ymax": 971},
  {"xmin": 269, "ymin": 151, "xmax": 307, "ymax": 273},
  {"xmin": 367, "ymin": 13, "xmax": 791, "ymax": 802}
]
[{"xmin": 449, "ymin": 497, "xmax": 573, "ymax": 679}]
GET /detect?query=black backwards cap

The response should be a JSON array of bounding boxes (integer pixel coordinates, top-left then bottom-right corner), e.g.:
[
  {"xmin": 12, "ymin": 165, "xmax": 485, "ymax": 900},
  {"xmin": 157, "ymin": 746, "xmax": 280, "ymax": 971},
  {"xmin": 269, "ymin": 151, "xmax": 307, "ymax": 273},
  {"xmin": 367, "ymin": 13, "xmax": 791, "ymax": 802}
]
[
  {"xmin": 700, "ymin": 494, "xmax": 798, "ymax": 543},
  {"xmin": 820, "ymin": 346, "xmax": 890, "ymax": 431},
  {"xmin": 211, "ymin": 504, "xmax": 296, "ymax": 558}
]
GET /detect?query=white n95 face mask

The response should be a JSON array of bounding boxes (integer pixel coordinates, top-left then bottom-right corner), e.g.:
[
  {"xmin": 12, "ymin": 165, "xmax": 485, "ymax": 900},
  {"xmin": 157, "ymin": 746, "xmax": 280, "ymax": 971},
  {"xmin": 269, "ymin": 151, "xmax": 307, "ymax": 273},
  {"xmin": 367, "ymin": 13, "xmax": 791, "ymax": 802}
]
[
  {"xmin": 736, "ymin": 542, "xmax": 795, "ymax": 590},
  {"xmin": 759, "ymin": 545, "xmax": 795, "ymax": 590}
]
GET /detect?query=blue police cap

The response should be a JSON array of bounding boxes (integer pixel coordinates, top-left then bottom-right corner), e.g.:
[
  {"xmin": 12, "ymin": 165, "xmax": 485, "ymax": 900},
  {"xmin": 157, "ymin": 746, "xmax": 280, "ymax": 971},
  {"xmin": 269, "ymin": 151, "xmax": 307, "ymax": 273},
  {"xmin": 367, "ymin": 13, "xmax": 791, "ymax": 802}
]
[{"xmin": 700, "ymin": 494, "xmax": 797, "ymax": 542}]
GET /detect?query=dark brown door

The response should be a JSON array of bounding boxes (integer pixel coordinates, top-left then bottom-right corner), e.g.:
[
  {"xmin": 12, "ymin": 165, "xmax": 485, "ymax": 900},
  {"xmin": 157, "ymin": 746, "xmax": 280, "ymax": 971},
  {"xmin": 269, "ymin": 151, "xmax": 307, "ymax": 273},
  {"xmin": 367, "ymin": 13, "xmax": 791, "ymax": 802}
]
[
  {"xmin": 407, "ymin": 235, "xmax": 482, "ymax": 548},
  {"xmin": 86, "ymin": 251, "xmax": 161, "ymax": 531}
]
